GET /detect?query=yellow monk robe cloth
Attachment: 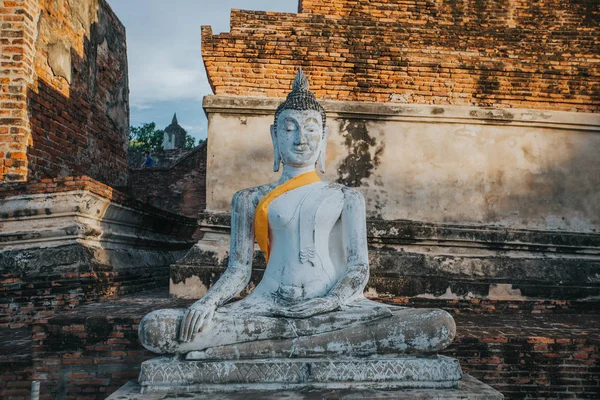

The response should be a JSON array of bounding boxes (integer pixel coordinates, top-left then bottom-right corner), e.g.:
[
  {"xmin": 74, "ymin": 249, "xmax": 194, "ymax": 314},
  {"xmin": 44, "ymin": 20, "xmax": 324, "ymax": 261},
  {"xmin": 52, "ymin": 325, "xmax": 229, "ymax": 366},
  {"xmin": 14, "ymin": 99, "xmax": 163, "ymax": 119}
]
[{"xmin": 254, "ymin": 171, "xmax": 322, "ymax": 264}]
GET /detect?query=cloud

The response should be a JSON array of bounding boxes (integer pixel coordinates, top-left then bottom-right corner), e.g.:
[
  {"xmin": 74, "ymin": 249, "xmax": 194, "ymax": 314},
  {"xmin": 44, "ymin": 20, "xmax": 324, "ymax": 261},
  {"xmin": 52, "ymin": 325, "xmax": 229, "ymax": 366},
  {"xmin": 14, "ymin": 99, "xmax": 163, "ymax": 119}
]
[
  {"xmin": 125, "ymin": 34, "xmax": 211, "ymax": 107},
  {"xmin": 107, "ymin": 0, "xmax": 298, "ymax": 130},
  {"xmin": 130, "ymin": 102, "xmax": 152, "ymax": 111},
  {"xmin": 128, "ymin": 59, "xmax": 209, "ymax": 108}
]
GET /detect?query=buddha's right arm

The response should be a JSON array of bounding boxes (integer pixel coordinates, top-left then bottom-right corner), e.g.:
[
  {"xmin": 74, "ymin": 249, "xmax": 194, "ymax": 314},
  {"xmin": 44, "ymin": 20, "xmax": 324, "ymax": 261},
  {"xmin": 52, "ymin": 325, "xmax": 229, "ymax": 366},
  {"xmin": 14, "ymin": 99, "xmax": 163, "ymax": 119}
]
[
  {"xmin": 191, "ymin": 189, "xmax": 256, "ymax": 309},
  {"xmin": 180, "ymin": 190, "xmax": 256, "ymax": 342},
  {"xmin": 327, "ymin": 188, "xmax": 370, "ymax": 303}
]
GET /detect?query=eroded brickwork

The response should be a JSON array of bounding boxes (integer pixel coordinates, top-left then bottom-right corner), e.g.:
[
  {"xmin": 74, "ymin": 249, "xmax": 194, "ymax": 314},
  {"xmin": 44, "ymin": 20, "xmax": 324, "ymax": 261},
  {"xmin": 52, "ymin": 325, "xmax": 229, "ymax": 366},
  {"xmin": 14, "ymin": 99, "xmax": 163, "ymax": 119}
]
[
  {"xmin": 202, "ymin": 0, "xmax": 600, "ymax": 112},
  {"xmin": 0, "ymin": 0, "xmax": 129, "ymax": 185},
  {"xmin": 0, "ymin": 0, "xmax": 38, "ymax": 182},
  {"xmin": 27, "ymin": 0, "xmax": 129, "ymax": 186}
]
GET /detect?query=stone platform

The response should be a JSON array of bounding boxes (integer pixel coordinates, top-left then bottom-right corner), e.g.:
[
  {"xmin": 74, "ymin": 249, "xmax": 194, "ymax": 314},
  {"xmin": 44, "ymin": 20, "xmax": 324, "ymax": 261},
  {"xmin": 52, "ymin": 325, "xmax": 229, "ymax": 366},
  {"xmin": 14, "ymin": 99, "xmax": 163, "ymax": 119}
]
[
  {"xmin": 138, "ymin": 355, "xmax": 462, "ymax": 393},
  {"xmin": 108, "ymin": 374, "xmax": 502, "ymax": 399}
]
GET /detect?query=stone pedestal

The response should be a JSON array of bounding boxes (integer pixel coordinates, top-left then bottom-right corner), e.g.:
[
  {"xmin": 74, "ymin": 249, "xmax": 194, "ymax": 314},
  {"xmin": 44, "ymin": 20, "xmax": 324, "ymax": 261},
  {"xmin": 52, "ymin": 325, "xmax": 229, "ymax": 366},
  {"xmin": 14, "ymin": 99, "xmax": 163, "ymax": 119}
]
[
  {"xmin": 138, "ymin": 355, "xmax": 463, "ymax": 393},
  {"xmin": 108, "ymin": 374, "xmax": 503, "ymax": 399}
]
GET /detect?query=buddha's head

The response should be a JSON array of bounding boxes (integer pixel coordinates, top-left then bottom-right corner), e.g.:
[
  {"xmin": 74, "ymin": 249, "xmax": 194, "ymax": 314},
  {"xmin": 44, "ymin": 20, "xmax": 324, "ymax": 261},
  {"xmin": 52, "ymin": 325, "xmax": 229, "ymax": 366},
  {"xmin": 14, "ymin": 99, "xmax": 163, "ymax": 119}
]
[{"xmin": 271, "ymin": 69, "xmax": 328, "ymax": 173}]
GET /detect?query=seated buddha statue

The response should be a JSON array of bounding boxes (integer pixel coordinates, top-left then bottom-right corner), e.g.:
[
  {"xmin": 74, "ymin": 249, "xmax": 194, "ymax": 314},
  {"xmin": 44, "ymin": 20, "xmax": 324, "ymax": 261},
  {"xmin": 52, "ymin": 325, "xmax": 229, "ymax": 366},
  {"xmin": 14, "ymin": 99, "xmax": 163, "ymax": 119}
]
[{"xmin": 138, "ymin": 69, "xmax": 456, "ymax": 360}]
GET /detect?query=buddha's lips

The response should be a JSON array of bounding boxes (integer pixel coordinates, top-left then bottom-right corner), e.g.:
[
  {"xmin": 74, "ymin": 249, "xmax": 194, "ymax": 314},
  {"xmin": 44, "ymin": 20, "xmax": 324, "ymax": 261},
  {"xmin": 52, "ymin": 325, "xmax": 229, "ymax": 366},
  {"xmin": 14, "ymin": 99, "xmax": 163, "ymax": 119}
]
[{"xmin": 292, "ymin": 146, "xmax": 311, "ymax": 154}]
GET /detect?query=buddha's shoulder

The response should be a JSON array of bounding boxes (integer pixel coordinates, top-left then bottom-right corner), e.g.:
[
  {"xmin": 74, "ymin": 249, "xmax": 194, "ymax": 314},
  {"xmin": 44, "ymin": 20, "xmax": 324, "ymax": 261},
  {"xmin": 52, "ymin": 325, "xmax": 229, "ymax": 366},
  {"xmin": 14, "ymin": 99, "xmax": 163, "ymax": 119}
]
[
  {"xmin": 231, "ymin": 183, "xmax": 277, "ymax": 206},
  {"xmin": 322, "ymin": 182, "xmax": 365, "ymax": 203}
]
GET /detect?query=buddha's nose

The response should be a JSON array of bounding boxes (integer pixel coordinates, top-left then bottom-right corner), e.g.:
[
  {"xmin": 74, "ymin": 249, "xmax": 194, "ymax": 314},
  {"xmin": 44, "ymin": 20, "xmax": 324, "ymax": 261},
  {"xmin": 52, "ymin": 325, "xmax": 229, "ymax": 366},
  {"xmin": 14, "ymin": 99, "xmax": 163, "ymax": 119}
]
[{"xmin": 295, "ymin": 129, "xmax": 308, "ymax": 145}]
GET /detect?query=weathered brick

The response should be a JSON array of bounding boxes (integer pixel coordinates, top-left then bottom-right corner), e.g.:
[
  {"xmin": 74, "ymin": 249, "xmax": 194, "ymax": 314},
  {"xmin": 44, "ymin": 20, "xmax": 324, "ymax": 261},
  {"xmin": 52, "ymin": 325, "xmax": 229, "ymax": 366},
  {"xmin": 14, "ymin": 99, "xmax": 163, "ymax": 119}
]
[
  {"xmin": 202, "ymin": 0, "xmax": 600, "ymax": 114},
  {"xmin": 0, "ymin": 0, "xmax": 128, "ymax": 185}
]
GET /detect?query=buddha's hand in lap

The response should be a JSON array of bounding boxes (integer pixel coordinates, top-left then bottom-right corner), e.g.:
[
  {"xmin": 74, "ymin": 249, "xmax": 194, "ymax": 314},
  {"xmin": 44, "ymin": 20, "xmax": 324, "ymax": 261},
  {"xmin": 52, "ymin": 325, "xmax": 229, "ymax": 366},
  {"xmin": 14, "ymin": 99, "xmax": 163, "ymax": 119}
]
[
  {"xmin": 179, "ymin": 301, "xmax": 217, "ymax": 343},
  {"xmin": 270, "ymin": 296, "xmax": 341, "ymax": 318}
]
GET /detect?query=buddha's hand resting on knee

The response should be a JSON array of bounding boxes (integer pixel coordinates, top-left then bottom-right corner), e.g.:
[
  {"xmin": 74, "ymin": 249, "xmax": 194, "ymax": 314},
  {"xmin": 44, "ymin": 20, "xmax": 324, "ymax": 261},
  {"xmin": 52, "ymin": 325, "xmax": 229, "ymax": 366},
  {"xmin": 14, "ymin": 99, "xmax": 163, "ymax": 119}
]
[
  {"xmin": 179, "ymin": 301, "xmax": 217, "ymax": 342},
  {"xmin": 270, "ymin": 296, "xmax": 341, "ymax": 318}
]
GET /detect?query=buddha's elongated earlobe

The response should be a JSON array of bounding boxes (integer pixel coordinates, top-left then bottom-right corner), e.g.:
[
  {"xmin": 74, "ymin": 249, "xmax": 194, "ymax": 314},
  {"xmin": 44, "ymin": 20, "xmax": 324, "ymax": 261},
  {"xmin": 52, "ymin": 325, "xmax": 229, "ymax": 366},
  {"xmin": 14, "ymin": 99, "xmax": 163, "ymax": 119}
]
[
  {"xmin": 317, "ymin": 126, "xmax": 329, "ymax": 173},
  {"xmin": 270, "ymin": 124, "xmax": 281, "ymax": 172}
]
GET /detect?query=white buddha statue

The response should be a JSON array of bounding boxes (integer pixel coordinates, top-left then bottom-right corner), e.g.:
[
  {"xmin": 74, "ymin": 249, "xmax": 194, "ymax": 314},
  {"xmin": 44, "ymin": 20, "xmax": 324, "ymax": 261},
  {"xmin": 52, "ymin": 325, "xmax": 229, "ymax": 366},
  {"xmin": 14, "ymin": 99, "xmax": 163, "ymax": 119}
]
[{"xmin": 138, "ymin": 70, "xmax": 456, "ymax": 360}]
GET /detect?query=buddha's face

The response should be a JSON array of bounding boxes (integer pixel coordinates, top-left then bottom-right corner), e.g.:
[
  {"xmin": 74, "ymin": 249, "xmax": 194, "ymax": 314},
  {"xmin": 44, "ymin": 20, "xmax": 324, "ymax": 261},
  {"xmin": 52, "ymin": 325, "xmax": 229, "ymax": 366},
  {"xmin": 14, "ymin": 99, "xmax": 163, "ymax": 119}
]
[{"xmin": 273, "ymin": 109, "xmax": 324, "ymax": 168}]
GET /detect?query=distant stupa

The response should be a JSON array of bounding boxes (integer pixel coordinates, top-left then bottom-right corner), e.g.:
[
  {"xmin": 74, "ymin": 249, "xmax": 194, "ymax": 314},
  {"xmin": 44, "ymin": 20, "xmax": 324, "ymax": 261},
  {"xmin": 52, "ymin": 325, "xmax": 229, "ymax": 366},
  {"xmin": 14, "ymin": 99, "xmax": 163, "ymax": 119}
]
[{"xmin": 162, "ymin": 113, "xmax": 187, "ymax": 150}]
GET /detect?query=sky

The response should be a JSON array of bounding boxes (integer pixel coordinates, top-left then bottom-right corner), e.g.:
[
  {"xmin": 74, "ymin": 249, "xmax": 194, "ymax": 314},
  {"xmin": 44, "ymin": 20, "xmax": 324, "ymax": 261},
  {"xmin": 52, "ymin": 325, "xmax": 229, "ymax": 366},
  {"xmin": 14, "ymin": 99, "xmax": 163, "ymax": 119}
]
[{"xmin": 106, "ymin": 0, "xmax": 298, "ymax": 143}]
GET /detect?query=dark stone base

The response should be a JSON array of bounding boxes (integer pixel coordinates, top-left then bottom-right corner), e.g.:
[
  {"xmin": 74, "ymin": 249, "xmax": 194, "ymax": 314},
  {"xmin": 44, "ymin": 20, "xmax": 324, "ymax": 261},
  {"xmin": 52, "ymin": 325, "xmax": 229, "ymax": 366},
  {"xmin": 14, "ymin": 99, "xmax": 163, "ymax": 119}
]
[{"xmin": 108, "ymin": 374, "xmax": 503, "ymax": 399}]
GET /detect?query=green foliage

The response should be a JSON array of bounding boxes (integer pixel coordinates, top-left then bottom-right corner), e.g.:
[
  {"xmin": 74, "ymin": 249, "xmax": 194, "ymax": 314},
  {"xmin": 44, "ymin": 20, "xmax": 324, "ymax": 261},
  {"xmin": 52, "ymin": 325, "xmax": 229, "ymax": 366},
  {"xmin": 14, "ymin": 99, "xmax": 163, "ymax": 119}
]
[
  {"xmin": 184, "ymin": 134, "xmax": 195, "ymax": 149},
  {"xmin": 129, "ymin": 122, "xmax": 164, "ymax": 151}
]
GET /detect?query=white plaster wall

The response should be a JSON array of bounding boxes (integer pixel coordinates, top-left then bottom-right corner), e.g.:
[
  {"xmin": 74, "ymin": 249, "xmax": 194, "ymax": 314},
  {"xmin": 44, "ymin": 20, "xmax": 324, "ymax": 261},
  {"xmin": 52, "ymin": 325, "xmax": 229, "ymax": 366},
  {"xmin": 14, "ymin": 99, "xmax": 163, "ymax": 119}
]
[
  {"xmin": 206, "ymin": 113, "xmax": 275, "ymax": 212},
  {"xmin": 205, "ymin": 97, "xmax": 600, "ymax": 233}
]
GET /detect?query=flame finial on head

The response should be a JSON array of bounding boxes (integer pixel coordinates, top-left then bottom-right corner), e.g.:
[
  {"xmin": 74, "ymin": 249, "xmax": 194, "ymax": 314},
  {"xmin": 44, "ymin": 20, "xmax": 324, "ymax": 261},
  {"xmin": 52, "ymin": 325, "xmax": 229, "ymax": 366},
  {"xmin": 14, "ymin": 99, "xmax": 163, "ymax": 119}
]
[
  {"xmin": 274, "ymin": 68, "xmax": 326, "ymax": 131},
  {"xmin": 292, "ymin": 68, "xmax": 310, "ymax": 93}
]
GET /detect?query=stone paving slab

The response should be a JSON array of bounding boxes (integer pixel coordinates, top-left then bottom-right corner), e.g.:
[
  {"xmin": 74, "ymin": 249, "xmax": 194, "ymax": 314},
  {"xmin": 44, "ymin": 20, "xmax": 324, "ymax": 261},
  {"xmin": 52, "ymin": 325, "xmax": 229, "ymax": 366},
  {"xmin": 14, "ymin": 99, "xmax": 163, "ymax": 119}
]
[{"xmin": 108, "ymin": 374, "xmax": 503, "ymax": 399}]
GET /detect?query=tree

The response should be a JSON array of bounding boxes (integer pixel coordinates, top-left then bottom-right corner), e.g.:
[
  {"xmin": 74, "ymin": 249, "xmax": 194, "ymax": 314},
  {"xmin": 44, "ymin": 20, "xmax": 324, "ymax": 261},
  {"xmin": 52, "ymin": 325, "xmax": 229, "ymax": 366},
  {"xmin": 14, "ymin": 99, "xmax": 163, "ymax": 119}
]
[
  {"xmin": 129, "ymin": 122, "xmax": 164, "ymax": 151},
  {"xmin": 184, "ymin": 134, "xmax": 196, "ymax": 149}
]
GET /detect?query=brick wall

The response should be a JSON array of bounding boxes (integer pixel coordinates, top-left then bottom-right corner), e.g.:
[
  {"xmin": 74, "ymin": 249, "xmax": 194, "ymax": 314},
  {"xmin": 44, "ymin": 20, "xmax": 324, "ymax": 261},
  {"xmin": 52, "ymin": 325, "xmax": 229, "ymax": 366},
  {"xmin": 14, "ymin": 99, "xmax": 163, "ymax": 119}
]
[
  {"xmin": 128, "ymin": 143, "xmax": 207, "ymax": 218},
  {"xmin": 0, "ymin": 0, "xmax": 129, "ymax": 185},
  {"xmin": 0, "ymin": 260, "xmax": 172, "ymax": 329},
  {"xmin": 440, "ymin": 313, "xmax": 600, "ymax": 399},
  {"xmin": 27, "ymin": 0, "xmax": 129, "ymax": 186},
  {"xmin": 202, "ymin": 0, "xmax": 599, "ymax": 112},
  {"xmin": 0, "ymin": 0, "xmax": 38, "ymax": 182}
]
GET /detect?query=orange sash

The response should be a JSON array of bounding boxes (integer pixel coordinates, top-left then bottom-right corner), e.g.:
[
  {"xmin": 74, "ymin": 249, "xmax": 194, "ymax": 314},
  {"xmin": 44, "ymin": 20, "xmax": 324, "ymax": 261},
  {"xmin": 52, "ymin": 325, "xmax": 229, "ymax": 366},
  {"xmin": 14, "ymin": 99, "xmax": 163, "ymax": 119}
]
[{"xmin": 254, "ymin": 171, "xmax": 321, "ymax": 264}]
